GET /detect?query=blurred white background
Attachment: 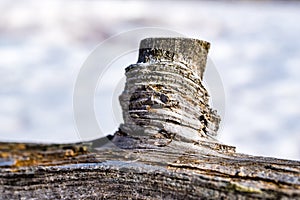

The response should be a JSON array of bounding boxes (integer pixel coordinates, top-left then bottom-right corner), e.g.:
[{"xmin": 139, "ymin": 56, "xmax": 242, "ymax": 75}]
[{"xmin": 0, "ymin": 0, "xmax": 299, "ymax": 160}]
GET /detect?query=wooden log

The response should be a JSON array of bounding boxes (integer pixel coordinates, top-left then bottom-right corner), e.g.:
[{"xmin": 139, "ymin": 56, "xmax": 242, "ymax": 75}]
[
  {"xmin": 0, "ymin": 38, "xmax": 299, "ymax": 199},
  {"xmin": 0, "ymin": 141, "xmax": 299, "ymax": 199}
]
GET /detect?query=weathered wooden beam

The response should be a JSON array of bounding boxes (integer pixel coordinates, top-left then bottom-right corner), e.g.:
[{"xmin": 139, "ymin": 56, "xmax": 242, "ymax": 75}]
[{"xmin": 0, "ymin": 38, "xmax": 299, "ymax": 199}]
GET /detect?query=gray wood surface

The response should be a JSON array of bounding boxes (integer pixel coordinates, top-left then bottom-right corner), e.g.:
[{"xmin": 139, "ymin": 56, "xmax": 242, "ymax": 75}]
[
  {"xmin": 0, "ymin": 139, "xmax": 299, "ymax": 199},
  {"xmin": 0, "ymin": 38, "xmax": 299, "ymax": 199}
]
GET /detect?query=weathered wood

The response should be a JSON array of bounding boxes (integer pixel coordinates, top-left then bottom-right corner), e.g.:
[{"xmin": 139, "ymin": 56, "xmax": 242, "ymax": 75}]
[
  {"xmin": 0, "ymin": 38, "xmax": 299, "ymax": 199},
  {"xmin": 0, "ymin": 140, "xmax": 299, "ymax": 199},
  {"xmin": 120, "ymin": 38, "xmax": 220, "ymax": 140}
]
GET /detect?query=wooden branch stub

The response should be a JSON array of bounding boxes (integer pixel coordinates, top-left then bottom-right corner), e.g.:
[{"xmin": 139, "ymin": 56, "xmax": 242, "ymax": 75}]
[
  {"xmin": 118, "ymin": 37, "xmax": 220, "ymax": 145},
  {"xmin": 0, "ymin": 38, "xmax": 299, "ymax": 199}
]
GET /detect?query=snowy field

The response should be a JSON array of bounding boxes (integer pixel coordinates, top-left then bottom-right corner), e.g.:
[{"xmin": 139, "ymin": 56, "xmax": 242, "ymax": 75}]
[{"xmin": 0, "ymin": 1, "xmax": 299, "ymax": 160}]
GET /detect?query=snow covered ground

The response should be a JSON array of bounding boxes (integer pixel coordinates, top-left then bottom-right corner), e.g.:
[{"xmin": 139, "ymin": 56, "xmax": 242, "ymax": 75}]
[{"xmin": 0, "ymin": 0, "xmax": 299, "ymax": 160}]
